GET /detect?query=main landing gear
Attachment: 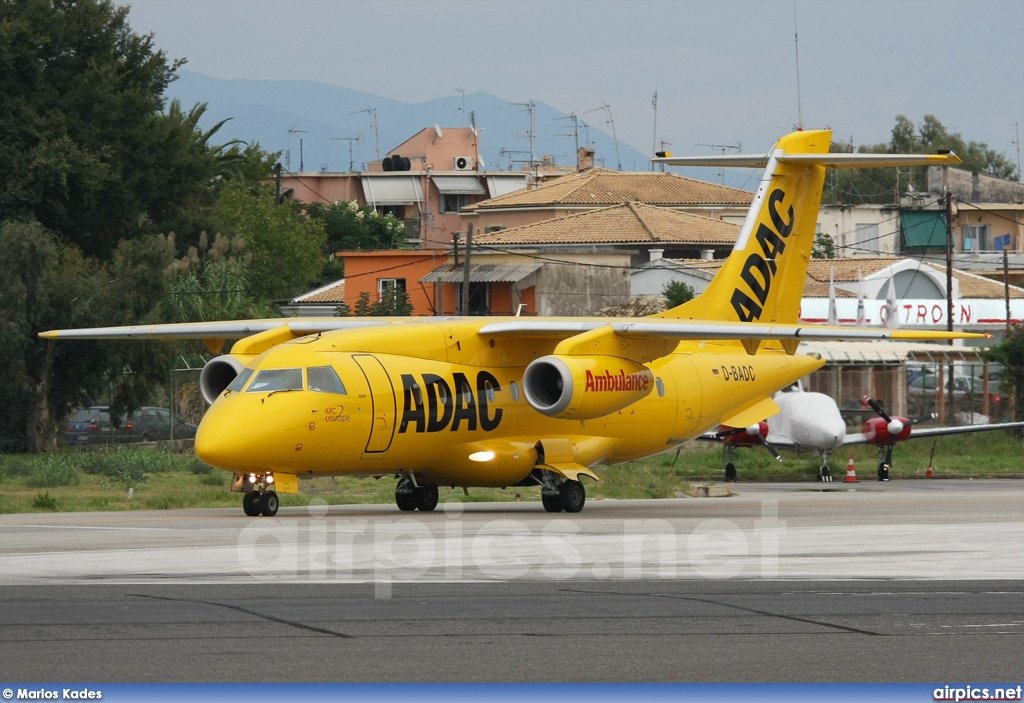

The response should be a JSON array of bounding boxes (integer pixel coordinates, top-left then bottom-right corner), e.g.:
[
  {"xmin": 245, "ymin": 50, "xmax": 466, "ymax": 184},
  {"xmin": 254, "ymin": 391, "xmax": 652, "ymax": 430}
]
[
  {"xmin": 395, "ymin": 477, "xmax": 439, "ymax": 512},
  {"xmin": 242, "ymin": 489, "xmax": 279, "ymax": 517},
  {"xmin": 540, "ymin": 477, "xmax": 586, "ymax": 514}
]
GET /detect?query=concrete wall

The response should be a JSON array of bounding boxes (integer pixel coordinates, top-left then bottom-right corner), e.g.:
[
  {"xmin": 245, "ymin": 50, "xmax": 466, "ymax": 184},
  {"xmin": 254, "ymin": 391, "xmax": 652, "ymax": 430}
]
[
  {"xmin": 816, "ymin": 204, "xmax": 901, "ymax": 257},
  {"xmin": 929, "ymin": 166, "xmax": 1024, "ymax": 204}
]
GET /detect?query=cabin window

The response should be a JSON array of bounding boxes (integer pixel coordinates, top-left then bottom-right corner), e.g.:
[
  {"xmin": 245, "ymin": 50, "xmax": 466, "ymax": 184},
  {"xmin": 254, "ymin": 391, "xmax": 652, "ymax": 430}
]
[
  {"xmin": 307, "ymin": 365, "xmax": 347, "ymax": 395},
  {"xmin": 227, "ymin": 368, "xmax": 254, "ymax": 393},
  {"xmin": 246, "ymin": 368, "xmax": 303, "ymax": 393}
]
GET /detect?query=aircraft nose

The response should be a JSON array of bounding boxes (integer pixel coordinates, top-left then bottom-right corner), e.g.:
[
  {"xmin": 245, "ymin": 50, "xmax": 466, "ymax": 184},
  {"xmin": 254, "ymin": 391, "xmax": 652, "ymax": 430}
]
[{"xmin": 194, "ymin": 408, "xmax": 247, "ymax": 471}]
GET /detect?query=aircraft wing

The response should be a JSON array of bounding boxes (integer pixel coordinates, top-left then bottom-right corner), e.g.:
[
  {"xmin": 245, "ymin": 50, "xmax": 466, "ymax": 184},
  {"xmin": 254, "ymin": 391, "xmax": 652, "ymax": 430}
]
[
  {"xmin": 842, "ymin": 421, "xmax": 1024, "ymax": 446},
  {"xmin": 478, "ymin": 318, "xmax": 984, "ymax": 346},
  {"xmin": 38, "ymin": 318, "xmax": 389, "ymax": 341}
]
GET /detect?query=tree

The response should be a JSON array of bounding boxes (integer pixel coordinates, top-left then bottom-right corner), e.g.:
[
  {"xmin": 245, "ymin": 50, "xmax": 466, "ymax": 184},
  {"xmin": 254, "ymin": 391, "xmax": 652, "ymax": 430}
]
[
  {"xmin": 821, "ymin": 115, "xmax": 1020, "ymax": 206},
  {"xmin": 0, "ymin": 221, "xmax": 174, "ymax": 451},
  {"xmin": 982, "ymin": 324, "xmax": 1024, "ymax": 423},
  {"xmin": 662, "ymin": 279, "xmax": 696, "ymax": 308},
  {"xmin": 305, "ymin": 200, "xmax": 406, "ymax": 252},
  {"xmin": 0, "ymin": 0, "xmax": 201, "ymax": 258},
  {"xmin": 212, "ymin": 182, "xmax": 326, "ymax": 302},
  {"xmin": 812, "ymin": 231, "xmax": 836, "ymax": 259}
]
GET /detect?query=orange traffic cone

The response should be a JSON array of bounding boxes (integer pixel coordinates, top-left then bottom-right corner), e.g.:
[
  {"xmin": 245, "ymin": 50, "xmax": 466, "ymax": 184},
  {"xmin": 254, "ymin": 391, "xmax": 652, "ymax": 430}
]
[
  {"xmin": 845, "ymin": 453, "xmax": 859, "ymax": 483},
  {"xmin": 926, "ymin": 463, "xmax": 934, "ymax": 478}
]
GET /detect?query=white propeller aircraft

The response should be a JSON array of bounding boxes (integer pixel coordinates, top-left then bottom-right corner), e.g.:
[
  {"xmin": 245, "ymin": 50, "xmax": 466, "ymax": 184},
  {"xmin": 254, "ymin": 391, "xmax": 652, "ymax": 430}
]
[
  {"xmin": 41, "ymin": 129, "xmax": 984, "ymax": 515},
  {"xmin": 707, "ymin": 386, "xmax": 1023, "ymax": 481}
]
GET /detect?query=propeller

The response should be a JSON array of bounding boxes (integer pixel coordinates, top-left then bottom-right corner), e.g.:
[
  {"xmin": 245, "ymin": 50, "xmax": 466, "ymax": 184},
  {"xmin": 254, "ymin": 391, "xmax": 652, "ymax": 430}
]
[
  {"xmin": 862, "ymin": 396, "xmax": 905, "ymax": 471},
  {"xmin": 715, "ymin": 423, "xmax": 781, "ymax": 461}
]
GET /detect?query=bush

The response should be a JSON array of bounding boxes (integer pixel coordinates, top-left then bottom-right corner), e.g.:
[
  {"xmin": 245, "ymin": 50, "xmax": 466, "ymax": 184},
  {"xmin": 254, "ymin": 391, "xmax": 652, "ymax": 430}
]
[
  {"xmin": 32, "ymin": 492, "xmax": 58, "ymax": 510},
  {"xmin": 26, "ymin": 455, "xmax": 81, "ymax": 487}
]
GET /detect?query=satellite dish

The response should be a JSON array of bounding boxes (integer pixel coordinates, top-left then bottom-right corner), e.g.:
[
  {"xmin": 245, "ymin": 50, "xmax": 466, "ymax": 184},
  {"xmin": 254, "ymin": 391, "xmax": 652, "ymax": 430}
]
[{"xmin": 435, "ymin": 124, "xmax": 443, "ymax": 139}]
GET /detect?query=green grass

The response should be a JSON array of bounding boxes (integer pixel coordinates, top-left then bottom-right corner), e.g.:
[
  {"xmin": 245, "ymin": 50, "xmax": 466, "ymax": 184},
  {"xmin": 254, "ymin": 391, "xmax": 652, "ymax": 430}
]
[{"xmin": 0, "ymin": 431, "xmax": 1020, "ymax": 514}]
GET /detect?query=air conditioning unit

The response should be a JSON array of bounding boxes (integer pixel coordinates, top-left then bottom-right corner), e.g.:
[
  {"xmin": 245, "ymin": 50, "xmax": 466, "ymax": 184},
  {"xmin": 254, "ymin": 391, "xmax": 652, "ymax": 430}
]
[{"xmin": 453, "ymin": 156, "xmax": 474, "ymax": 171}]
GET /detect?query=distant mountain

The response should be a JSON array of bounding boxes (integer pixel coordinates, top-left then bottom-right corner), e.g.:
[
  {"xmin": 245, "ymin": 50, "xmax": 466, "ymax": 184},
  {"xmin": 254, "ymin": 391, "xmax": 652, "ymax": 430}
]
[{"xmin": 166, "ymin": 71, "xmax": 652, "ymax": 174}]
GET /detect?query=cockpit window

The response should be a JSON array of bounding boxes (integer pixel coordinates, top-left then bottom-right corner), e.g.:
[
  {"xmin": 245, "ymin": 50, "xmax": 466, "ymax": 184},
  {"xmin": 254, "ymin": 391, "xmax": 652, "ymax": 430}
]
[
  {"xmin": 227, "ymin": 368, "xmax": 255, "ymax": 393},
  {"xmin": 307, "ymin": 365, "xmax": 347, "ymax": 395},
  {"xmin": 246, "ymin": 368, "xmax": 303, "ymax": 393}
]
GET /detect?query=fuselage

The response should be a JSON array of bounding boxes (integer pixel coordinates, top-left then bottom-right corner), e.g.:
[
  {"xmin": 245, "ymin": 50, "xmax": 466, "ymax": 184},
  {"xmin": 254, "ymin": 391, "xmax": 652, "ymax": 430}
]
[
  {"xmin": 768, "ymin": 390, "xmax": 847, "ymax": 450},
  {"xmin": 195, "ymin": 318, "xmax": 824, "ymax": 487}
]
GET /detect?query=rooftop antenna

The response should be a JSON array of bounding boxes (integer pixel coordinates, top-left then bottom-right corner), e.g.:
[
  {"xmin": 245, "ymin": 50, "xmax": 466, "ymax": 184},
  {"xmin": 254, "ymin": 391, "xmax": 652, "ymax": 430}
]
[
  {"xmin": 331, "ymin": 136, "xmax": 360, "ymax": 172},
  {"xmin": 350, "ymin": 106, "xmax": 379, "ymax": 161},
  {"xmin": 696, "ymin": 142, "xmax": 742, "ymax": 184},
  {"xmin": 509, "ymin": 100, "xmax": 537, "ymax": 168},
  {"xmin": 454, "ymin": 88, "xmax": 466, "ymax": 126},
  {"xmin": 1013, "ymin": 121, "xmax": 1021, "ymax": 182},
  {"xmin": 555, "ymin": 112, "xmax": 581, "ymax": 168},
  {"xmin": 286, "ymin": 128, "xmax": 307, "ymax": 171},
  {"xmin": 585, "ymin": 103, "xmax": 621, "ymax": 170},
  {"xmin": 651, "ymin": 91, "xmax": 658, "ymax": 171},
  {"xmin": 657, "ymin": 139, "xmax": 672, "ymax": 172},
  {"xmin": 793, "ymin": 0, "xmax": 803, "ymax": 129}
]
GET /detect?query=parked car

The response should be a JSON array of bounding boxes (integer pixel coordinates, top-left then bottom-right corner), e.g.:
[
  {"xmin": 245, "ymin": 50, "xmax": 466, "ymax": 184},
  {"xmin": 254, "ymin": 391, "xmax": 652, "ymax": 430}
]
[
  {"xmin": 907, "ymin": 375, "xmax": 1006, "ymax": 416},
  {"xmin": 64, "ymin": 406, "xmax": 198, "ymax": 445}
]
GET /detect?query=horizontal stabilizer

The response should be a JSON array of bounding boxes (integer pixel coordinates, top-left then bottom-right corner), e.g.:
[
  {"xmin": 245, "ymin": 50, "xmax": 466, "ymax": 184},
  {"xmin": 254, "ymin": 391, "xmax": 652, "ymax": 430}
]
[{"xmin": 653, "ymin": 151, "xmax": 963, "ymax": 169}]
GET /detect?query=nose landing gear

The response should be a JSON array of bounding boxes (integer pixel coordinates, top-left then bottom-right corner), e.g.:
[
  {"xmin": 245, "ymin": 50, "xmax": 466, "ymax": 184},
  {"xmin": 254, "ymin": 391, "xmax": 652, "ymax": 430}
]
[{"xmin": 239, "ymin": 472, "xmax": 280, "ymax": 516}]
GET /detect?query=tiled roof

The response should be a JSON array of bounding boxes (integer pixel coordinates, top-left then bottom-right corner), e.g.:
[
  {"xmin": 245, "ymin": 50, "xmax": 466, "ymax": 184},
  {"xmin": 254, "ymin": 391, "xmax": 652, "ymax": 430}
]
[
  {"xmin": 664, "ymin": 257, "xmax": 1024, "ymax": 299},
  {"xmin": 473, "ymin": 202, "xmax": 741, "ymax": 246},
  {"xmin": 596, "ymin": 296, "xmax": 667, "ymax": 317},
  {"xmin": 463, "ymin": 168, "xmax": 753, "ymax": 210},
  {"xmin": 292, "ymin": 279, "xmax": 346, "ymax": 304}
]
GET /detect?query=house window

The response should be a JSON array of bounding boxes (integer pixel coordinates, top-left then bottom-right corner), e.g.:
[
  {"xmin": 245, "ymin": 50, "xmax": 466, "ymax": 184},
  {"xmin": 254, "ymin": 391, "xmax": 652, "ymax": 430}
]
[
  {"xmin": 457, "ymin": 282, "xmax": 489, "ymax": 315},
  {"xmin": 441, "ymin": 193, "xmax": 471, "ymax": 213},
  {"xmin": 854, "ymin": 223, "xmax": 879, "ymax": 254},
  {"xmin": 962, "ymin": 224, "xmax": 991, "ymax": 251},
  {"xmin": 379, "ymin": 205, "xmax": 405, "ymax": 219},
  {"xmin": 378, "ymin": 278, "xmax": 406, "ymax": 301}
]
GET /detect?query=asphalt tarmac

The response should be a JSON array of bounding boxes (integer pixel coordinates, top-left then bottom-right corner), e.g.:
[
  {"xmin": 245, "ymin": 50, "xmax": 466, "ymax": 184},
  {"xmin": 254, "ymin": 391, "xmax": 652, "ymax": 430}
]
[{"xmin": 1, "ymin": 480, "xmax": 1022, "ymax": 682}]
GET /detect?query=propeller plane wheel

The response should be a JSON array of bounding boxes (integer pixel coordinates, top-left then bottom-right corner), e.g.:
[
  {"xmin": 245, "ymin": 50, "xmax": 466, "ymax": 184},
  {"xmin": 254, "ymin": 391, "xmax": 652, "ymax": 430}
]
[
  {"xmin": 878, "ymin": 463, "xmax": 890, "ymax": 482},
  {"xmin": 259, "ymin": 490, "xmax": 279, "ymax": 517},
  {"xmin": 414, "ymin": 485, "xmax": 439, "ymax": 512},
  {"xmin": 542, "ymin": 493, "xmax": 563, "ymax": 513},
  {"xmin": 560, "ymin": 480, "xmax": 586, "ymax": 513},
  {"xmin": 724, "ymin": 463, "xmax": 737, "ymax": 482},
  {"xmin": 395, "ymin": 480, "xmax": 416, "ymax": 511},
  {"xmin": 818, "ymin": 466, "xmax": 833, "ymax": 482},
  {"xmin": 242, "ymin": 490, "xmax": 261, "ymax": 516}
]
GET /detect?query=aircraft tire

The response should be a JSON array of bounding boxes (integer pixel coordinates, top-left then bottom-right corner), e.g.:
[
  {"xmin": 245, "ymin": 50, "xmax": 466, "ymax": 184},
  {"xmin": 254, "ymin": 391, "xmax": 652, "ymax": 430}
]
[
  {"xmin": 724, "ymin": 463, "xmax": 737, "ymax": 482},
  {"xmin": 242, "ymin": 491, "xmax": 260, "ymax": 517},
  {"xmin": 541, "ymin": 493, "xmax": 563, "ymax": 513},
  {"xmin": 414, "ymin": 486, "xmax": 439, "ymax": 512},
  {"xmin": 260, "ymin": 490, "xmax": 279, "ymax": 516},
  {"xmin": 877, "ymin": 463, "xmax": 890, "ymax": 482},
  {"xmin": 396, "ymin": 491, "xmax": 416, "ymax": 511},
  {"xmin": 560, "ymin": 480, "xmax": 585, "ymax": 513}
]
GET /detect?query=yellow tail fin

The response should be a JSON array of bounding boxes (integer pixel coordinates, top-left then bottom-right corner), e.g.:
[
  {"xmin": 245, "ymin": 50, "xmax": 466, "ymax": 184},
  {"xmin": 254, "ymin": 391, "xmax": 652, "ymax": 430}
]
[{"xmin": 654, "ymin": 129, "xmax": 962, "ymax": 324}]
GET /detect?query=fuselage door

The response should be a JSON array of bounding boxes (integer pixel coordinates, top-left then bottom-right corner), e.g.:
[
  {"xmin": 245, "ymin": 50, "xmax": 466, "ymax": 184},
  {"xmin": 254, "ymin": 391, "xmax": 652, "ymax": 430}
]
[{"xmin": 352, "ymin": 354, "xmax": 397, "ymax": 454}]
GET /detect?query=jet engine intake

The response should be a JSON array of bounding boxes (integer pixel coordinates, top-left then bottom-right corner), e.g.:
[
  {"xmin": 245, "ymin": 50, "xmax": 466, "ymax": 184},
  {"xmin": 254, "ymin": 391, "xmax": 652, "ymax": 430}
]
[
  {"xmin": 199, "ymin": 355, "xmax": 246, "ymax": 405},
  {"xmin": 522, "ymin": 355, "xmax": 654, "ymax": 420}
]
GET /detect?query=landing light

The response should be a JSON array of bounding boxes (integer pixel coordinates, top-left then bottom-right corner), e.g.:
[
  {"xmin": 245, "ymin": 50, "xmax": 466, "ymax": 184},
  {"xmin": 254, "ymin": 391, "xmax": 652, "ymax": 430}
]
[
  {"xmin": 468, "ymin": 451, "xmax": 496, "ymax": 462},
  {"xmin": 266, "ymin": 474, "xmax": 275, "ymax": 484}
]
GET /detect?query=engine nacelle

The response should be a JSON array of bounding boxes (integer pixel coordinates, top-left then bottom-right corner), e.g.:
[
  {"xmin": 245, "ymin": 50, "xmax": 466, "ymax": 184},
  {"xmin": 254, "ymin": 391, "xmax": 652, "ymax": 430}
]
[
  {"xmin": 199, "ymin": 355, "xmax": 247, "ymax": 405},
  {"xmin": 862, "ymin": 415, "xmax": 912, "ymax": 445},
  {"xmin": 522, "ymin": 355, "xmax": 654, "ymax": 420}
]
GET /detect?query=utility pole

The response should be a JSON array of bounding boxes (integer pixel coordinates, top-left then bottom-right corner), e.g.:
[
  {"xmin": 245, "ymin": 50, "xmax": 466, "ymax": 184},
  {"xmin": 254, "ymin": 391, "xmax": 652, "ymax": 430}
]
[
  {"xmin": 944, "ymin": 183, "xmax": 955, "ymax": 421},
  {"xmin": 651, "ymin": 91, "xmax": 658, "ymax": 171},
  {"xmin": 273, "ymin": 162, "xmax": 282, "ymax": 206},
  {"xmin": 461, "ymin": 223, "xmax": 473, "ymax": 316},
  {"xmin": 1004, "ymin": 249, "xmax": 1012, "ymax": 335}
]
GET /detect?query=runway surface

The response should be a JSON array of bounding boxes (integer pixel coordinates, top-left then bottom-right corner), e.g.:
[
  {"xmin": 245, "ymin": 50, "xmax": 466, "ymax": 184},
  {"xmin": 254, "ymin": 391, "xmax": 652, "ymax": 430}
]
[{"xmin": 1, "ymin": 480, "xmax": 1022, "ymax": 681}]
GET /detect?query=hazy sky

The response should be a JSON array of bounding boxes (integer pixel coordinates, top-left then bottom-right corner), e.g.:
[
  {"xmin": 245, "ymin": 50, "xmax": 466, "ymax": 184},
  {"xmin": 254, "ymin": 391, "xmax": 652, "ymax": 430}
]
[{"xmin": 124, "ymin": 0, "xmax": 1024, "ymax": 171}]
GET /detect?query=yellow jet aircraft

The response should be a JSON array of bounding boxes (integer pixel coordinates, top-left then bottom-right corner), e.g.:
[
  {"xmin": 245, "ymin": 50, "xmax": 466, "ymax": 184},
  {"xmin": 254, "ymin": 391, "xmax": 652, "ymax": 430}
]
[{"xmin": 41, "ymin": 129, "xmax": 975, "ymax": 516}]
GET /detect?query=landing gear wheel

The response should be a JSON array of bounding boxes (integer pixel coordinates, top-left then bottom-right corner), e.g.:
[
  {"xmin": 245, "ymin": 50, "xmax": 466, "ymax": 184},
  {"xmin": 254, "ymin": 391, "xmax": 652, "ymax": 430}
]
[
  {"xmin": 818, "ymin": 466, "xmax": 833, "ymax": 482},
  {"xmin": 542, "ymin": 493, "xmax": 563, "ymax": 513},
  {"xmin": 877, "ymin": 462, "xmax": 890, "ymax": 482},
  {"xmin": 395, "ymin": 480, "xmax": 416, "ymax": 511},
  {"xmin": 414, "ymin": 485, "xmax": 439, "ymax": 512},
  {"xmin": 259, "ymin": 490, "xmax": 279, "ymax": 516},
  {"xmin": 724, "ymin": 463, "xmax": 737, "ymax": 482},
  {"xmin": 242, "ymin": 490, "xmax": 260, "ymax": 516},
  {"xmin": 560, "ymin": 480, "xmax": 586, "ymax": 513}
]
